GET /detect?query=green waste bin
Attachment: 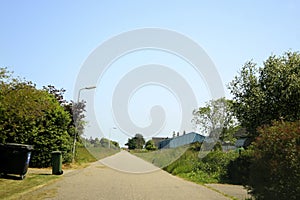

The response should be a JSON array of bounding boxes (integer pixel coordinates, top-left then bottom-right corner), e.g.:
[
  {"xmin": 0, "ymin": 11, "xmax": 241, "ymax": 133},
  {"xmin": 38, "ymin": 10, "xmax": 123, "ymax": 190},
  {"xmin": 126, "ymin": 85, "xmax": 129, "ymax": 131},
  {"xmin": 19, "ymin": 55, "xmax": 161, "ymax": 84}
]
[{"xmin": 51, "ymin": 151, "xmax": 63, "ymax": 175}]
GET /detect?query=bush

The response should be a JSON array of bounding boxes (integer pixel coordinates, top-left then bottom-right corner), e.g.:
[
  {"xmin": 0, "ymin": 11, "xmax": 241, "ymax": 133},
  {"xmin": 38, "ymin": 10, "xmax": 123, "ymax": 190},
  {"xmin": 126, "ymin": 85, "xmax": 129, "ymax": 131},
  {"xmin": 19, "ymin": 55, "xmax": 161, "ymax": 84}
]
[
  {"xmin": 226, "ymin": 149, "xmax": 253, "ymax": 185},
  {"xmin": 164, "ymin": 145, "xmax": 239, "ymax": 183},
  {"xmin": 145, "ymin": 140, "xmax": 157, "ymax": 151},
  {"xmin": 200, "ymin": 150, "xmax": 239, "ymax": 182},
  {"xmin": 248, "ymin": 120, "xmax": 300, "ymax": 200}
]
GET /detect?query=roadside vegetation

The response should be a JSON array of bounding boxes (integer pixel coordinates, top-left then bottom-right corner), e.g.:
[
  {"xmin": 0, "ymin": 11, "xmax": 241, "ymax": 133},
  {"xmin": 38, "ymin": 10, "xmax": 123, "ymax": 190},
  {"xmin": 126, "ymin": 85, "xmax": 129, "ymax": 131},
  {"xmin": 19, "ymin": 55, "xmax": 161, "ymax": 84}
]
[
  {"xmin": 133, "ymin": 51, "xmax": 300, "ymax": 200},
  {"xmin": 228, "ymin": 51, "xmax": 300, "ymax": 200},
  {"xmin": 0, "ymin": 68, "xmax": 86, "ymax": 167},
  {"xmin": 1, "ymin": 49, "xmax": 300, "ymax": 200},
  {"xmin": 0, "ymin": 146, "xmax": 93, "ymax": 200},
  {"xmin": 0, "ymin": 67, "xmax": 120, "ymax": 168},
  {"xmin": 80, "ymin": 137, "xmax": 120, "ymax": 160},
  {"xmin": 132, "ymin": 146, "xmax": 188, "ymax": 168},
  {"xmin": 0, "ymin": 68, "xmax": 120, "ymax": 199},
  {"xmin": 0, "ymin": 173, "xmax": 59, "ymax": 200},
  {"xmin": 73, "ymin": 145, "xmax": 97, "ymax": 166},
  {"xmin": 164, "ymin": 143, "xmax": 239, "ymax": 184}
]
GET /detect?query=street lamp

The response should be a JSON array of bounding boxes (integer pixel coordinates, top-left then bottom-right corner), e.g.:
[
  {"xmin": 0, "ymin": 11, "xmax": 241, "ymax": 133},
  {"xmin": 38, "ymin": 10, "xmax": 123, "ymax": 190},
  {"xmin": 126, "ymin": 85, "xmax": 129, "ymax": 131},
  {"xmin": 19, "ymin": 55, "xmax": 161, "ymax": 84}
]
[
  {"xmin": 108, "ymin": 127, "xmax": 117, "ymax": 149},
  {"xmin": 77, "ymin": 86, "xmax": 97, "ymax": 102},
  {"xmin": 72, "ymin": 86, "xmax": 96, "ymax": 163}
]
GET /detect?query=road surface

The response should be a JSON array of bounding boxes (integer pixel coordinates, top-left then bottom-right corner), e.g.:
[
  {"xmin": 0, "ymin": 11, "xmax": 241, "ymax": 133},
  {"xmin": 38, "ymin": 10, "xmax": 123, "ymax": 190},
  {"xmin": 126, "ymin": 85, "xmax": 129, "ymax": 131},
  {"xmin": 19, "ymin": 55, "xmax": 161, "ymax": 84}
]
[{"xmin": 21, "ymin": 151, "xmax": 239, "ymax": 200}]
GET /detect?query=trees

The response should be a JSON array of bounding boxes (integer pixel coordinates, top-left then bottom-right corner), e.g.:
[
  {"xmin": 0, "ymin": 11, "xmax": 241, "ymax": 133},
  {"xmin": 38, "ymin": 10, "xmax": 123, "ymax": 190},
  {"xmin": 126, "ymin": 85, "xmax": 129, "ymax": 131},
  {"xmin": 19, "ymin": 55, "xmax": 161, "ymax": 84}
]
[
  {"xmin": 227, "ymin": 51, "xmax": 300, "ymax": 198},
  {"xmin": 0, "ymin": 68, "xmax": 74, "ymax": 167},
  {"xmin": 111, "ymin": 141, "xmax": 120, "ymax": 149},
  {"xmin": 228, "ymin": 51, "xmax": 300, "ymax": 137},
  {"xmin": 192, "ymin": 98, "xmax": 237, "ymax": 142},
  {"xmin": 145, "ymin": 140, "xmax": 157, "ymax": 151},
  {"xmin": 43, "ymin": 85, "xmax": 67, "ymax": 106},
  {"xmin": 125, "ymin": 134, "xmax": 145, "ymax": 150}
]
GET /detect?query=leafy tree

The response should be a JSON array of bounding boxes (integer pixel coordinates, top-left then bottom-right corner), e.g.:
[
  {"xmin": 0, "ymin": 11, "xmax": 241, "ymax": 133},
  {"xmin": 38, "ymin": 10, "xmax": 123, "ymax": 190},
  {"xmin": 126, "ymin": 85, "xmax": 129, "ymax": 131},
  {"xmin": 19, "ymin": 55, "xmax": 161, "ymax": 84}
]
[
  {"xmin": 69, "ymin": 101, "xmax": 86, "ymax": 136},
  {"xmin": 99, "ymin": 137, "xmax": 109, "ymax": 147},
  {"xmin": 43, "ymin": 85, "xmax": 86, "ymax": 144},
  {"xmin": 63, "ymin": 100, "xmax": 86, "ymax": 162},
  {"xmin": 126, "ymin": 134, "xmax": 145, "ymax": 150},
  {"xmin": 42, "ymin": 85, "xmax": 88, "ymax": 163},
  {"xmin": 43, "ymin": 85, "xmax": 67, "ymax": 106},
  {"xmin": 145, "ymin": 139, "xmax": 157, "ymax": 151},
  {"xmin": 0, "ymin": 68, "xmax": 73, "ymax": 167},
  {"xmin": 126, "ymin": 137, "xmax": 136, "ymax": 150},
  {"xmin": 192, "ymin": 98, "xmax": 237, "ymax": 142},
  {"xmin": 111, "ymin": 141, "xmax": 120, "ymax": 149},
  {"xmin": 86, "ymin": 137, "xmax": 119, "ymax": 149},
  {"xmin": 228, "ymin": 51, "xmax": 300, "ymax": 138}
]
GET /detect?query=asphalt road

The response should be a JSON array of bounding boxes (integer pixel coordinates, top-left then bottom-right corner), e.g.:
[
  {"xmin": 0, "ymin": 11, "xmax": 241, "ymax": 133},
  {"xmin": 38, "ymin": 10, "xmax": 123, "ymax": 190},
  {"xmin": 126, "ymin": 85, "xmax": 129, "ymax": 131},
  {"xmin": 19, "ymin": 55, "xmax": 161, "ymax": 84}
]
[{"xmin": 20, "ymin": 151, "xmax": 244, "ymax": 200}]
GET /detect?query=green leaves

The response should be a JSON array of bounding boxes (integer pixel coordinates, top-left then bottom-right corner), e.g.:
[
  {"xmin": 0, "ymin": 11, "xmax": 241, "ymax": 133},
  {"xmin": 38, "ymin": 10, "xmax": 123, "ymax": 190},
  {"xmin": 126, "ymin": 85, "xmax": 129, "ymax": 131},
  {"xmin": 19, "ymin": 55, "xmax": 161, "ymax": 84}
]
[
  {"xmin": 0, "ymin": 68, "xmax": 73, "ymax": 167},
  {"xmin": 145, "ymin": 139, "xmax": 157, "ymax": 151},
  {"xmin": 229, "ymin": 51, "xmax": 300, "ymax": 137},
  {"xmin": 192, "ymin": 98, "xmax": 238, "ymax": 142},
  {"xmin": 228, "ymin": 52, "xmax": 300, "ymax": 199},
  {"xmin": 126, "ymin": 133, "xmax": 145, "ymax": 150}
]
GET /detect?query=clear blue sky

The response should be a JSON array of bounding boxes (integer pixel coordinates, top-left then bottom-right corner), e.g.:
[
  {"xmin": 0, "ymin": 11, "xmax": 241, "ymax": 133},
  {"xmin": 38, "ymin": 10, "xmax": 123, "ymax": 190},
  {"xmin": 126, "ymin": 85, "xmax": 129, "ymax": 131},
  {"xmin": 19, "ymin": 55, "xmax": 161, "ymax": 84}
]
[{"xmin": 1, "ymin": 1, "xmax": 300, "ymax": 146}]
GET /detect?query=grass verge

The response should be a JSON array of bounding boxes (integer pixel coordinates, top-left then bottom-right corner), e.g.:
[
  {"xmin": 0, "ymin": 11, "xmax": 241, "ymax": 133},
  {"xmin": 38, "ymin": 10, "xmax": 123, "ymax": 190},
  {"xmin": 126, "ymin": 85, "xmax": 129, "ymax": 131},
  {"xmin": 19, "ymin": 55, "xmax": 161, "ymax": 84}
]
[
  {"xmin": 85, "ymin": 146, "xmax": 120, "ymax": 160},
  {"xmin": 0, "ymin": 145, "xmax": 119, "ymax": 200},
  {"xmin": 133, "ymin": 143, "xmax": 239, "ymax": 184},
  {"xmin": 163, "ymin": 146, "xmax": 239, "ymax": 184},
  {"xmin": 132, "ymin": 146, "xmax": 188, "ymax": 168},
  {"xmin": 0, "ymin": 173, "xmax": 59, "ymax": 200}
]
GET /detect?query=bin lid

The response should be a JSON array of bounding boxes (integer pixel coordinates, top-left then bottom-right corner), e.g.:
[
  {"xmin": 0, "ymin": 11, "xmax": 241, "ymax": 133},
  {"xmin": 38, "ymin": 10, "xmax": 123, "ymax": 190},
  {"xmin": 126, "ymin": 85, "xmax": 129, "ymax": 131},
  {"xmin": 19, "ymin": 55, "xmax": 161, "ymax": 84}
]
[{"xmin": 5, "ymin": 143, "xmax": 34, "ymax": 150}]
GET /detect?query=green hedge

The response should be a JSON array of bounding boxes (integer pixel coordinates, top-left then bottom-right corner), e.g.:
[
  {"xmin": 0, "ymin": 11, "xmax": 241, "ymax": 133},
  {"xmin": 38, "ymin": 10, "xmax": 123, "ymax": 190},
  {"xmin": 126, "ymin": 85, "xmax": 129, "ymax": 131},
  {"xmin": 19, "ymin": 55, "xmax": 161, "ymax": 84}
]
[{"xmin": 246, "ymin": 120, "xmax": 300, "ymax": 200}]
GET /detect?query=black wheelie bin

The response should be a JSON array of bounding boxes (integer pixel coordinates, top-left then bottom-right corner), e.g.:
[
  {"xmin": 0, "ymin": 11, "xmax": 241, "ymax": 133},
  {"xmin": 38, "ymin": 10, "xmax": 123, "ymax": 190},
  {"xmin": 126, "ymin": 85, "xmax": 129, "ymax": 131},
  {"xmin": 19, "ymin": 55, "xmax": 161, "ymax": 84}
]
[{"xmin": 0, "ymin": 143, "xmax": 34, "ymax": 179}]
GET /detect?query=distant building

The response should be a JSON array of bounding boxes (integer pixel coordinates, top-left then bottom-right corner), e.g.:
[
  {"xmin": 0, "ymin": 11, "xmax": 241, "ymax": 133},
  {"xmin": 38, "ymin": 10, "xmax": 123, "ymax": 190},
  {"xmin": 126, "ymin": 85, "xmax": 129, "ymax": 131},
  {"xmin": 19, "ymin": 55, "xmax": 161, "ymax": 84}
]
[
  {"xmin": 158, "ymin": 132, "xmax": 205, "ymax": 149},
  {"xmin": 234, "ymin": 128, "xmax": 249, "ymax": 147},
  {"xmin": 152, "ymin": 137, "xmax": 169, "ymax": 148}
]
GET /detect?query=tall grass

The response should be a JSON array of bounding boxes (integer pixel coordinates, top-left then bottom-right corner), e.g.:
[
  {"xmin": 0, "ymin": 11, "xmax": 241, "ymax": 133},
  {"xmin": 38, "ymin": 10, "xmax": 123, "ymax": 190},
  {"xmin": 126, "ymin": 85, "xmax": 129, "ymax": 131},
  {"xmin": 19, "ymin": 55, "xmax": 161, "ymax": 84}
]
[
  {"xmin": 163, "ymin": 143, "xmax": 239, "ymax": 184},
  {"xmin": 85, "ymin": 146, "xmax": 120, "ymax": 160},
  {"xmin": 133, "ymin": 143, "xmax": 239, "ymax": 184},
  {"xmin": 75, "ymin": 146, "xmax": 97, "ymax": 164},
  {"xmin": 133, "ymin": 146, "xmax": 188, "ymax": 168}
]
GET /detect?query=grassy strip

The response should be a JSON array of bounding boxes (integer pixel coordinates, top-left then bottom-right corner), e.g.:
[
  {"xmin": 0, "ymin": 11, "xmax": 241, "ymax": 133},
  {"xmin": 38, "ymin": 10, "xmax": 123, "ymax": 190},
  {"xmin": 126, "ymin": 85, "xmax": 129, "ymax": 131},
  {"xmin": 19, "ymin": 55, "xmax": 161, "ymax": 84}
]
[
  {"xmin": 75, "ymin": 146, "xmax": 97, "ymax": 164},
  {"xmin": 132, "ymin": 146, "xmax": 188, "ymax": 168},
  {"xmin": 0, "ymin": 146, "xmax": 119, "ymax": 199},
  {"xmin": 85, "ymin": 146, "xmax": 120, "ymax": 160},
  {"xmin": 134, "ymin": 143, "xmax": 239, "ymax": 184},
  {"xmin": 164, "ymin": 148, "xmax": 239, "ymax": 184},
  {"xmin": 0, "ymin": 174, "xmax": 59, "ymax": 200}
]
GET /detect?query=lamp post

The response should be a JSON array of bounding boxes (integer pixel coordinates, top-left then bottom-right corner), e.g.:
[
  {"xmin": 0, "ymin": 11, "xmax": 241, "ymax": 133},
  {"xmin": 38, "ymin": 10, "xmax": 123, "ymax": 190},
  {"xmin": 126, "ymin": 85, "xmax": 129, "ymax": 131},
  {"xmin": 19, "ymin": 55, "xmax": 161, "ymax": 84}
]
[
  {"xmin": 72, "ymin": 86, "xmax": 96, "ymax": 163},
  {"xmin": 108, "ymin": 127, "xmax": 117, "ymax": 149}
]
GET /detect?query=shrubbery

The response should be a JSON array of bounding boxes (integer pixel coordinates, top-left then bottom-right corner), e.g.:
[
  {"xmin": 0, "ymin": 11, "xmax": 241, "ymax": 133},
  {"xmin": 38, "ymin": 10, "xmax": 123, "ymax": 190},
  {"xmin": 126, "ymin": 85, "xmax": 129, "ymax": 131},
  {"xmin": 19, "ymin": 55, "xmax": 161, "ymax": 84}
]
[
  {"xmin": 246, "ymin": 120, "xmax": 300, "ymax": 200},
  {"xmin": 226, "ymin": 149, "xmax": 253, "ymax": 185},
  {"xmin": 0, "ymin": 68, "xmax": 79, "ymax": 167},
  {"xmin": 227, "ymin": 121, "xmax": 300, "ymax": 199},
  {"xmin": 200, "ymin": 150, "xmax": 239, "ymax": 182},
  {"xmin": 164, "ymin": 143, "xmax": 239, "ymax": 183},
  {"xmin": 164, "ymin": 120, "xmax": 300, "ymax": 200}
]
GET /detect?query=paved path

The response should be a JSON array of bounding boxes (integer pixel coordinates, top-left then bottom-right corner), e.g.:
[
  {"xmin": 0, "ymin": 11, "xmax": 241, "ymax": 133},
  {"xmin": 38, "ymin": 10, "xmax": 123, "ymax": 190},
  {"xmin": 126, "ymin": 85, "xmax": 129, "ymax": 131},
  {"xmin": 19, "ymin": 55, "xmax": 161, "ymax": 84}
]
[
  {"xmin": 205, "ymin": 184, "xmax": 251, "ymax": 200},
  {"xmin": 20, "ymin": 151, "xmax": 244, "ymax": 200}
]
